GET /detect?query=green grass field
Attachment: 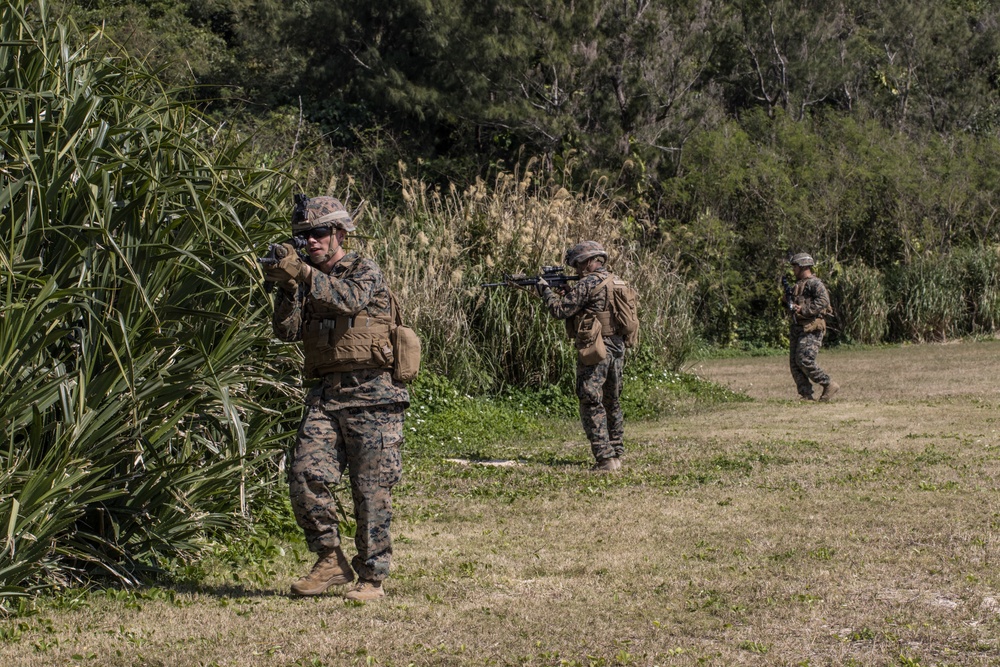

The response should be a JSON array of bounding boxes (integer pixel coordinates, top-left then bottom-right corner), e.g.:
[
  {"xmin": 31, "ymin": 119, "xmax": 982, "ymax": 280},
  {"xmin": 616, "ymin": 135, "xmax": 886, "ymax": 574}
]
[{"xmin": 3, "ymin": 341, "xmax": 1000, "ymax": 666}]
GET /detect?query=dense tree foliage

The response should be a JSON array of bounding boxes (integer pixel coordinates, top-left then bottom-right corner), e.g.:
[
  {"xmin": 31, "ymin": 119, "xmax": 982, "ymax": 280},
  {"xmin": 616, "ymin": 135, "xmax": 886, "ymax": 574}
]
[
  {"xmin": 46, "ymin": 0, "xmax": 1000, "ymax": 348},
  {"xmin": 54, "ymin": 1, "xmax": 1000, "ymax": 166}
]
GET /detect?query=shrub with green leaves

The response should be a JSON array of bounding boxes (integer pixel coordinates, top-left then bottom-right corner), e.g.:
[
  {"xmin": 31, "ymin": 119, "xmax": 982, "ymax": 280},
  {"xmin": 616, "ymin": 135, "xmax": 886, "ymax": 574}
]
[
  {"xmin": 829, "ymin": 263, "xmax": 889, "ymax": 345},
  {"xmin": 954, "ymin": 245, "xmax": 1000, "ymax": 334},
  {"xmin": 887, "ymin": 256, "xmax": 965, "ymax": 342},
  {"xmin": 0, "ymin": 0, "xmax": 297, "ymax": 607},
  {"xmin": 361, "ymin": 164, "xmax": 696, "ymax": 392}
]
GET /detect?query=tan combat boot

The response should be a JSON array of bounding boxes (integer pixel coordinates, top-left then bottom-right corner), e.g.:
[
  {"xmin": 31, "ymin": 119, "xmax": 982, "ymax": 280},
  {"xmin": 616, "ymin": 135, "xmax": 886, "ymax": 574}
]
[
  {"xmin": 591, "ymin": 457, "xmax": 622, "ymax": 473},
  {"xmin": 819, "ymin": 381, "xmax": 840, "ymax": 402},
  {"xmin": 345, "ymin": 579, "xmax": 385, "ymax": 602},
  {"xmin": 290, "ymin": 546, "xmax": 354, "ymax": 596}
]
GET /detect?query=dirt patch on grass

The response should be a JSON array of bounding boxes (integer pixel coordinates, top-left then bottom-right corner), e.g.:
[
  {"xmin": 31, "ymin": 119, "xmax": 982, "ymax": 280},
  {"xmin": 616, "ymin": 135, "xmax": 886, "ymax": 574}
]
[{"xmin": 3, "ymin": 342, "xmax": 1000, "ymax": 665}]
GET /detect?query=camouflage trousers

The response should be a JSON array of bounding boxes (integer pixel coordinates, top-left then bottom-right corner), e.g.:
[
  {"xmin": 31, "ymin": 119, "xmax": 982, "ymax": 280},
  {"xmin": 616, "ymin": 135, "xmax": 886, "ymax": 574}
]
[
  {"xmin": 576, "ymin": 335, "xmax": 625, "ymax": 462},
  {"xmin": 289, "ymin": 399, "xmax": 405, "ymax": 583},
  {"xmin": 789, "ymin": 327, "xmax": 831, "ymax": 398}
]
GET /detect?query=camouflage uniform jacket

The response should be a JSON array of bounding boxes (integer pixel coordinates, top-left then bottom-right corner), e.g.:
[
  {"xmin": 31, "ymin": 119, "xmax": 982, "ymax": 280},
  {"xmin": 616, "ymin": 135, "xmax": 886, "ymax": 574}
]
[
  {"xmin": 273, "ymin": 252, "xmax": 409, "ymax": 408},
  {"xmin": 542, "ymin": 267, "xmax": 613, "ymax": 332},
  {"xmin": 792, "ymin": 276, "xmax": 831, "ymax": 326}
]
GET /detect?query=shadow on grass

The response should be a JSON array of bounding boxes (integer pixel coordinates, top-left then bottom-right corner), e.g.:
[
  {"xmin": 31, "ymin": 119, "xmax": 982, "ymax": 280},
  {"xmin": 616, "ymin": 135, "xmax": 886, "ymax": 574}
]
[{"xmin": 172, "ymin": 582, "xmax": 289, "ymax": 600}]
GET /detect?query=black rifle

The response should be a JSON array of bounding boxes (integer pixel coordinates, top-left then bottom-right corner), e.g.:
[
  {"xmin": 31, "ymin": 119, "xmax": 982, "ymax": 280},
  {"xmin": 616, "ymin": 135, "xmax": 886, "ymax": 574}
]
[
  {"xmin": 780, "ymin": 274, "xmax": 796, "ymax": 312},
  {"xmin": 481, "ymin": 265, "xmax": 580, "ymax": 290},
  {"xmin": 258, "ymin": 234, "xmax": 308, "ymax": 267}
]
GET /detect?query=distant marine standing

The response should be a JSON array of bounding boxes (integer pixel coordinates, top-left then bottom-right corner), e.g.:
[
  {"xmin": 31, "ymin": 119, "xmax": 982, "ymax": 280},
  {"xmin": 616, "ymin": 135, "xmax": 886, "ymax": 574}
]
[
  {"xmin": 534, "ymin": 241, "xmax": 636, "ymax": 472},
  {"xmin": 786, "ymin": 253, "xmax": 839, "ymax": 402},
  {"xmin": 264, "ymin": 195, "xmax": 409, "ymax": 602}
]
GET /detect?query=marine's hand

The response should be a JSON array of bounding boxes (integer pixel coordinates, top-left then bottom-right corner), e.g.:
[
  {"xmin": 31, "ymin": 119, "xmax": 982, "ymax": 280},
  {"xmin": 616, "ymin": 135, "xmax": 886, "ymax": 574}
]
[
  {"xmin": 264, "ymin": 243, "xmax": 312, "ymax": 289},
  {"xmin": 535, "ymin": 276, "xmax": 549, "ymax": 298}
]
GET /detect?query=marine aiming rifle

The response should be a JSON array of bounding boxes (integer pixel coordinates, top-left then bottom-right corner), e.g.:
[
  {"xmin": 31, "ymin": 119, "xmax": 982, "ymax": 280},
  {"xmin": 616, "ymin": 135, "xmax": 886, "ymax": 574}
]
[{"xmin": 480, "ymin": 265, "xmax": 580, "ymax": 290}]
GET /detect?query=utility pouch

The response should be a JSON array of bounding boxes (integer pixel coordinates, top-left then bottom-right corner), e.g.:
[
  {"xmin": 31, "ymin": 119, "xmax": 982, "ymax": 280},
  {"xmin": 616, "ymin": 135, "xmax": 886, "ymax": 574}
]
[
  {"xmin": 802, "ymin": 318, "xmax": 826, "ymax": 334},
  {"xmin": 389, "ymin": 292, "xmax": 421, "ymax": 382},
  {"xmin": 575, "ymin": 314, "xmax": 606, "ymax": 365}
]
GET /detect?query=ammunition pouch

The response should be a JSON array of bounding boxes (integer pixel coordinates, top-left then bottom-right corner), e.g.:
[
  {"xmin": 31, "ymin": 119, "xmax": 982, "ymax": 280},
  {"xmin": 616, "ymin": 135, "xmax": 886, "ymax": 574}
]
[
  {"xmin": 798, "ymin": 317, "xmax": 826, "ymax": 334},
  {"xmin": 575, "ymin": 314, "xmax": 606, "ymax": 366},
  {"xmin": 303, "ymin": 310, "xmax": 394, "ymax": 378},
  {"xmin": 389, "ymin": 292, "xmax": 421, "ymax": 383},
  {"xmin": 595, "ymin": 310, "xmax": 615, "ymax": 336}
]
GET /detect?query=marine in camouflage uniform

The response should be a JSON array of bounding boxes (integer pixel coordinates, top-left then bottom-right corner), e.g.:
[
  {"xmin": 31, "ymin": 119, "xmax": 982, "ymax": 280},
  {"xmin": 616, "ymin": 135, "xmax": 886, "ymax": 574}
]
[
  {"xmin": 787, "ymin": 253, "xmax": 839, "ymax": 402},
  {"xmin": 537, "ymin": 241, "xmax": 626, "ymax": 472},
  {"xmin": 265, "ymin": 195, "xmax": 408, "ymax": 601}
]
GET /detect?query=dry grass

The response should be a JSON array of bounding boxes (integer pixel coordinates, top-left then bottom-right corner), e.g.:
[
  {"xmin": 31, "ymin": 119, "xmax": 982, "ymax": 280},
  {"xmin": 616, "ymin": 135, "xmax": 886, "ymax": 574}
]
[{"xmin": 4, "ymin": 342, "xmax": 1000, "ymax": 666}]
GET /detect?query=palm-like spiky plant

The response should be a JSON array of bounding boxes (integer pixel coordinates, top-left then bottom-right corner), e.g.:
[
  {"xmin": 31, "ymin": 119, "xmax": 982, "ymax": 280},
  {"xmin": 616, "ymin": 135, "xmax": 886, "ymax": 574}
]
[{"xmin": 0, "ymin": 0, "xmax": 299, "ymax": 606}]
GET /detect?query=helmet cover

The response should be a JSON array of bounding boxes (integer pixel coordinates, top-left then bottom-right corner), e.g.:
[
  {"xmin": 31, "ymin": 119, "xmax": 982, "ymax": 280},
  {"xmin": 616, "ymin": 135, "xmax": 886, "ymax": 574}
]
[
  {"xmin": 291, "ymin": 195, "xmax": 356, "ymax": 233},
  {"xmin": 789, "ymin": 252, "xmax": 815, "ymax": 267},
  {"xmin": 564, "ymin": 241, "xmax": 608, "ymax": 267}
]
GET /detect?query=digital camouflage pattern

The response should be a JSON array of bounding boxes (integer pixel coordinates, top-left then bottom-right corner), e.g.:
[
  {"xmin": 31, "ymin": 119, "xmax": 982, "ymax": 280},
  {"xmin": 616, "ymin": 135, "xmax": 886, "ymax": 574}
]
[
  {"xmin": 290, "ymin": 402, "xmax": 404, "ymax": 582},
  {"xmin": 789, "ymin": 252, "xmax": 815, "ymax": 267},
  {"xmin": 542, "ymin": 266, "xmax": 625, "ymax": 462},
  {"xmin": 273, "ymin": 252, "xmax": 409, "ymax": 407},
  {"xmin": 273, "ymin": 251, "xmax": 408, "ymax": 582},
  {"xmin": 790, "ymin": 275, "xmax": 832, "ymax": 397},
  {"xmin": 577, "ymin": 335, "xmax": 625, "ymax": 460},
  {"xmin": 790, "ymin": 330, "xmax": 830, "ymax": 397}
]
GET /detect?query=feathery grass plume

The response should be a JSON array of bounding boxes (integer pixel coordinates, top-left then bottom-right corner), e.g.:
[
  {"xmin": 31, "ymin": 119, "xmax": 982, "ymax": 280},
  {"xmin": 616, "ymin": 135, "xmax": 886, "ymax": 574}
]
[
  {"xmin": 829, "ymin": 263, "xmax": 889, "ymax": 344},
  {"xmin": 888, "ymin": 255, "xmax": 965, "ymax": 342},
  {"xmin": 359, "ymin": 160, "xmax": 692, "ymax": 391},
  {"xmin": 0, "ymin": 0, "xmax": 296, "ymax": 606},
  {"xmin": 614, "ymin": 242, "xmax": 696, "ymax": 369}
]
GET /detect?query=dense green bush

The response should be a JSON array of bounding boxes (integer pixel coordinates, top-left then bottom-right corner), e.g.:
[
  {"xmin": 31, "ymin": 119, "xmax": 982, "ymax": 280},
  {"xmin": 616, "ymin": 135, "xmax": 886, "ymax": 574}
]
[
  {"xmin": 954, "ymin": 246, "xmax": 1000, "ymax": 334},
  {"xmin": 887, "ymin": 257, "xmax": 966, "ymax": 342},
  {"xmin": 359, "ymin": 165, "xmax": 696, "ymax": 392},
  {"xmin": 0, "ymin": 0, "xmax": 296, "ymax": 606},
  {"xmin": 829, "ymin": 264, "xmax": 889, "ymax": 345}
]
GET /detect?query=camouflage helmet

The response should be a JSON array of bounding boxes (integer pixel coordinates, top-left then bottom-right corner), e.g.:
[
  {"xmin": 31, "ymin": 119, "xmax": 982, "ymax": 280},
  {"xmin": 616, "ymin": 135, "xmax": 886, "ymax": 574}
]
[
  {"xmin": 291, "ymin": 194, "xmax": 356, "ymax": 234},
  {"xmin": 564, "ymin": 240, "xmax": 608, "ymax": 267},
  {"xmin": 789, "ymin": 252, "xmax": 815, "ymax": 268}
]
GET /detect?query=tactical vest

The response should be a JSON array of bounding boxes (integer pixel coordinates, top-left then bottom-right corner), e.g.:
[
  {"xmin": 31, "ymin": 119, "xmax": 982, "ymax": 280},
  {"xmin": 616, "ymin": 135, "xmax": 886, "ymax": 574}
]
[
  {"xmin": 565, "ymin": 273, "xmax": 617, "ymax": 341},
  {"xmin": 792, "ymin": 278, "xmax": 834, "ymax": 328},
  {"xmin": 301, "ymin": 260, "xmax": 395, "ymax": 378}
]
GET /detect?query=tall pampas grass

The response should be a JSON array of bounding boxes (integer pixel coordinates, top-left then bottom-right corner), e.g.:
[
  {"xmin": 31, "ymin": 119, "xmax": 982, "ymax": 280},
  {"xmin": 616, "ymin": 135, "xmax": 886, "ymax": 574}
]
[{"xmin": 337, "ymin": 160, "xmax": 694, "ymax": 390}]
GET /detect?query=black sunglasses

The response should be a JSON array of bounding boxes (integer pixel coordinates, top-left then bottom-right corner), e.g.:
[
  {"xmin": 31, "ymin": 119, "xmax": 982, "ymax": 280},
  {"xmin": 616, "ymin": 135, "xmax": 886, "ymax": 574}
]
[{"xmin": 300, "ymin": 227, "xmax": 333, "ymax": 241}]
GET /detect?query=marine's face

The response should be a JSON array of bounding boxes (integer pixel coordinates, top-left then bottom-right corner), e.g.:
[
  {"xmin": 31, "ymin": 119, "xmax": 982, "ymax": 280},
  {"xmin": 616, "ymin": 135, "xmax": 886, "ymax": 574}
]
[
  {"xmin": 303, "ymin": 226, "xmax": 337, "ymax": 263},
  {"xmin": 575, "ymin": 257, "xmax": 603, "ymax": 275}
]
